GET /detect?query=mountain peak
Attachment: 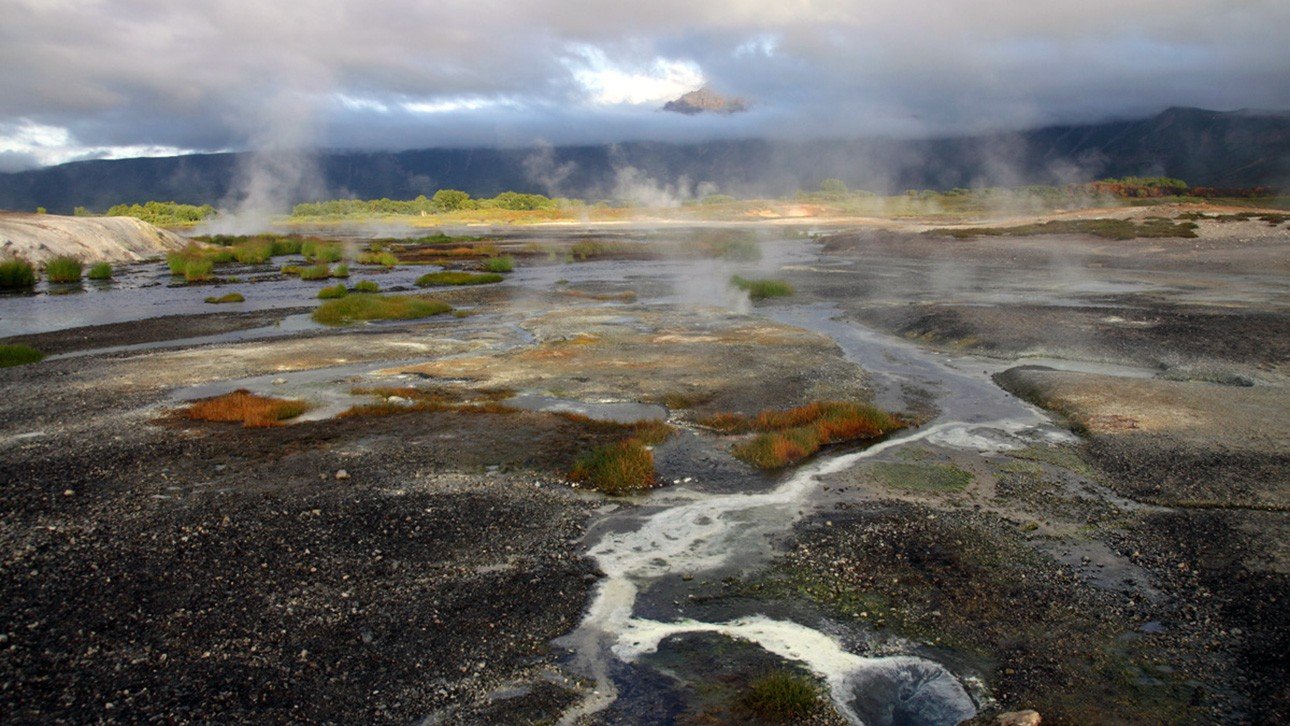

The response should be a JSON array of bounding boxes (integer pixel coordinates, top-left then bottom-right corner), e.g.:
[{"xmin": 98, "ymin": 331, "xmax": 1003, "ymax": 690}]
[{"xmin": 662, "ymin": 86, "xmax": 748, "ymax": 116}]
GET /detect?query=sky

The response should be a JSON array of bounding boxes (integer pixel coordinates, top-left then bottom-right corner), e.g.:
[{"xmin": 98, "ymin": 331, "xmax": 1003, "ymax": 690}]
[{"xmin": 1, "ymin": 0, "xmax": 1287, "ymax": 171}]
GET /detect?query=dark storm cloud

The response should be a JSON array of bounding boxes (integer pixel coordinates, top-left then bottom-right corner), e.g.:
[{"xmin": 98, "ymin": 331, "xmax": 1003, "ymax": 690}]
[{"xmin": 0, "ymin": 0, "xmax": 1287, "ymax": 167}]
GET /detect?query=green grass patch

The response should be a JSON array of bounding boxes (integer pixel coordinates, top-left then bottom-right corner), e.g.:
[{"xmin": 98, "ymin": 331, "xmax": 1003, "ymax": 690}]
[
  {"xmin": 356, "ymin": 250, "xmax": 399, "ymax": 266},
  {"xmin": 352, "ymin": 279, "xmax": 380, "ymax": 293},
  {"xmin": 932, "ymin": 218, "xmax": 1199, "ymax": 240},
  {"xmin": 231, "ymin": 240, "xmax": 273, "ymax": 264},
  {"xmin": 298, "ymin": 264, "xmax": 332, "ymax": 281},
  {"xmin": 332, "ymin": 263, "xmax": 349, "ymax": 278},
  {"xmin": 311, "ymin": 294, "xmax": 452, "ymax": 326},
  {"xmin": 0, "ymin": 258, "xmax": 37, "ymax": 289},
  {"xmin": 737, "ymin": 671, "xmax": 823, "ymax": 721},
  {"xmin": 183, "ymin": 258, "xmax": 214, "ymax": 282},
  {"xmin": 86, "ymin": 262, "xmax": 113, "ymax": 280},
  {"xmin": 302, "ymin": 240, "xmax": 344, "ymax": 263},
  {"xmin": 482, "ymin": 255, "xmax": 515, "ymax": 273},
  {"xmin": 44, "ymin": 256, "xmax": 83, "ymax": 283},
  {"xmin": 415, "ymin": 271, "xmax": 504, "ymax": 287},
  {"xmin": 730, "ymin": 275, "xmax": 793, "ymax": 300},
  {"xmin": 870, "ymin": 462, "xmax": 972, "ymax": 492},
  {"xmin": 0, "ymin": 343, "xmax": 44, "ymax": 367},
  {"xmin": 317, "ymin": 283, "xmax": 348, "ymax": 299}
]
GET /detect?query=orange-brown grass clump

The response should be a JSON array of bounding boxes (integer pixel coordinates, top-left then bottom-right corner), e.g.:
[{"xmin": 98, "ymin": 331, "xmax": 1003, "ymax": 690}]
[
  {"xmin": 186, "ymin": 389, "xmax": 310, "ymax": 428},
  {"xmin": 566, "ymin": 418, "xmax": 673, "ymax": 495},
  {"xmin": 708, "ymin": 401, "xmax": 901, "ymax": 469},
  {"xmin": 570, "ymin": 439, "xmax": 656, "ymax": 495}
]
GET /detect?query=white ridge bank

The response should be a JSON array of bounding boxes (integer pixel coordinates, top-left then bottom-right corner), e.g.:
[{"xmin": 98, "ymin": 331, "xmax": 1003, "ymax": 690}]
[{"xmin": 0, "ymin": 213, "xmax": 189, "ymax": 265}]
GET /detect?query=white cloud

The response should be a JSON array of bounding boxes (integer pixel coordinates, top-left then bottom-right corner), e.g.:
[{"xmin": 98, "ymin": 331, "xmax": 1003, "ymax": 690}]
[
  {"xmin": 401, "ymin": 96, "xmax": 521, "ymax": 114},
  {"xmin": 334, "ymin": 94, "xmax": 390, "ymax": 113},
  {"xmin": 565, "ymin": 45, "xmax": 704, "ymax": 106},
  {"xmin": 734, "ymin": 34, "xmax": 779, "ymax": 58},
  {"xmin": 0, "ymin": 119, "xmax": 195, "ymax": 169}
]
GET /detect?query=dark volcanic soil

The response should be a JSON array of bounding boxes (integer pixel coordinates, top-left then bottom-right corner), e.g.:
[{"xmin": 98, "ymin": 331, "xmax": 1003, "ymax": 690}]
[{"xmin": 0, "ymin": 403, "xmax": 605, "ymax": 722}]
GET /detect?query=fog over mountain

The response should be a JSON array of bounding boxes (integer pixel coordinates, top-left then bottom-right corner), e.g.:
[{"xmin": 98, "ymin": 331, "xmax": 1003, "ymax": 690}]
[
  {"xmin": 1, "ymin": 107, "xmax": 1286, "ymax": 213},
  {"xmin": 1, "ymin": 0, "xmax": 1288, "ymax": 175}
]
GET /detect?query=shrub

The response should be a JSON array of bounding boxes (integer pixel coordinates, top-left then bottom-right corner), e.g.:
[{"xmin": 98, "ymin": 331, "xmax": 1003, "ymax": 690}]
[
  {"xmin": 0, "ymin": 343, "xmax": 44, "ymax": 367},
  {"xmin": 45, "ymin": 256, "xmax": 83, "ymax": 283},
  {"xmin": 0, "ymin": 258, "xmax": 37, "ymax": 289},
  {"xmin": 482, "ymin": 255, "xmax": 515, "ymax": 273},
  {"xmin": 738, "ymin": 671, "xmax": 822, "ymax": 721},
  {"xmin": 357, "ymin": 251, "xmax": 399, "ymax": 266},
  {"xmin": 312, "ymin": 294, "xmax": 452, "ymax": 326},
  {"xmin": 730, "ymin": 275, "xmax": 793, "ymax": 300},
  {"xmin": 570, "ymin": 439, "xmax": 655, "ymax": 495},
  {"xmin": 298, "ymin": 264, "xmax": 331, "ymax": 281},
  {"xmin": 352, "ymin": 279, "xmax": 380, "ymax": 293},
  {"xmin": 87, "ymin": 262, "xmax": 113, "ymax": 280},
  {"xmin": 317, "ymin": 283, "xmax": 348, "ymax": 299},
  {"xmin": 185, "ymin": 389, "xmax": 310, "ymax": 428},
  {"xmin": 415, "ymin": 271, "xmax": 504, "ymax": 287},
  {"xmin": 204, "ymin": 292, "xmax": 245, "ymax": 304}
]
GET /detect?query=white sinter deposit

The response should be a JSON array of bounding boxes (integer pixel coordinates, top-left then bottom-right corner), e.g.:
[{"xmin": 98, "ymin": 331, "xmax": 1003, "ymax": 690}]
[{"xmin": 0, "ymin": 213, "xmax": 189, "ymax": 265}]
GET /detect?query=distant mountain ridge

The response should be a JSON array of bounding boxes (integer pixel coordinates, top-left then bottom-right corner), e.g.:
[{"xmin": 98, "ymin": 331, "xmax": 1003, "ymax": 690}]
[{"xmin": 0, "ymin": 107, "xmax": 1285, "ymax": 213}]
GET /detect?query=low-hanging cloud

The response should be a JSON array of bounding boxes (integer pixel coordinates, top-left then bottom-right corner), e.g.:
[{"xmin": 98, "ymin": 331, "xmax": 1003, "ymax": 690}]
[{"xmin": 0, "ymin": 0, "xmax": 1287, "ymax": 169}]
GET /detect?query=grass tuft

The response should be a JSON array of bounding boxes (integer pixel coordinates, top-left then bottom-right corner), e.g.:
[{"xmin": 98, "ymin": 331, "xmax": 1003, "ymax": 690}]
[
  {"xmin": 183, "ymin": 258, "xmax": 214, "ymax": 282},
  {"xmin": 87, "ymin": 261, "xmax": 113, "ymax": 280},
  {"xmin": 706, "ymin": 401, "xmax": 901, "ymax": 469},
  {"xmin": 0, "ymin": 343, "xmax": 44, "ymax": 367},
  {"xmin": 45, "ymin": 256, "xmax": 83, "ymax": 283},
  {"xmin": 298, "ymin": 263, "xmax": 332, "ymax": 281},
  {"xmin": 482, "ymin": 255, "xmax": 515, "ymax": 273},
  {"xmin": 0, "ymin": 258, "xmax": 37, "ymax": 289},
  {"xmin": 570, "ymin": 439, "xmax": 656, "ymax": 495},
  {"xmin": 204, "ymin": 292, "xmax": 245, "ymax": 304},
  {"xmin": 232, "ymin": 240, "xmax": 273, "ymax": 264},
  {"xmin": 352, "ymin": 279, "xmax": 380, "ymax": 293},
  {"xmin": 738, "ymin": 671, "xmax": 823, "ymax": 721},
  {"xmin": 415, "ymin": 270, "xmax": 504, "ymax": 287},
  {"xmin": 185, "ymin": 389, "xmax": 310, "ymax": 428},
  {"xmin": 302, "ymin": 240, "xmax": 344, "ymax": 263},
  {"xmin": 317, "ymin": 283, "xmax": 348, "ymax": 299},
  {"xmin": 311, "ymin": 293, "xmax": 452, "ymax": 326},
  {"xmin": 730, "ymin": 275, "xmax": 793, "ymax": 300},
  {"xmin": 357, "ymin": 250, "xmax": 399, "ymax": 267}
]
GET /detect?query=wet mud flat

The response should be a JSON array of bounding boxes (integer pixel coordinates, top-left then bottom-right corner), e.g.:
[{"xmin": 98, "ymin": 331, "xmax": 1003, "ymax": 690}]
[{"xmin": 0, "ymin": 213, "xmax": 1287, "ymax": 724}]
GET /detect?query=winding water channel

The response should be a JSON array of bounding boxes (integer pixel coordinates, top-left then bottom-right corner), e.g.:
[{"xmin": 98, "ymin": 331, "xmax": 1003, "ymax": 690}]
[{"xmin": 555, "ymin": 299, "xmax": 1076, "ymax": 724}]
